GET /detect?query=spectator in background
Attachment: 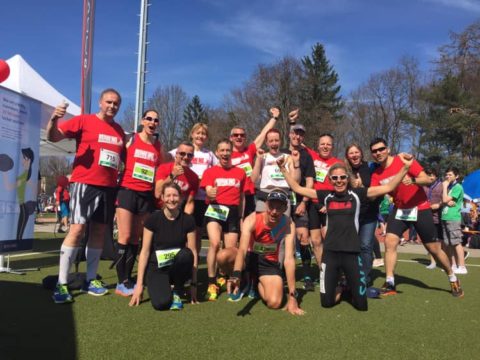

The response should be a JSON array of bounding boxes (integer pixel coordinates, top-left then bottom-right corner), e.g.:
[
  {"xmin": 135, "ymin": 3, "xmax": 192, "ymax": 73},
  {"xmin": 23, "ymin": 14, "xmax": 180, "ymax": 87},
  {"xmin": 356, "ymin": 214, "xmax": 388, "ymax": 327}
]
[
  {"xmin": 55, "ymin": 175, "xmax": 70, "ymax": 233},
  {"xmin": 423, "ymin": 167, "xmax": 443, "ymax": 269}
]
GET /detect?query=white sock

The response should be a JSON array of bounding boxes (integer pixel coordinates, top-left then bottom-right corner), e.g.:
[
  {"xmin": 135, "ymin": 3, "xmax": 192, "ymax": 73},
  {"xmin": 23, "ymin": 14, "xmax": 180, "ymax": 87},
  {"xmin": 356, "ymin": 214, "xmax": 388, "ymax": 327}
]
[
  {"xmin": 386, "ymin": 276, "xmax": 395, "ymax": 285},
  {"xmin": 85, "ymin": 247, "xmax": 103, "ymax": 282},
  {"xmin": 448, "ymin": 274, "xmax": 457, "ymax": 282},
  {"xmin": 58, "ymin": 245, "xmax": 80, "ymax": 285}
]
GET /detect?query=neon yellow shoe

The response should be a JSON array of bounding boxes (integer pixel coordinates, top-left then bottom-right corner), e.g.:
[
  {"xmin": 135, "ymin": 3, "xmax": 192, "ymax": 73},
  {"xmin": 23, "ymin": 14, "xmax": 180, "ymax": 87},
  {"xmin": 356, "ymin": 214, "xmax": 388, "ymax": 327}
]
[
  {"xmin": 216, "ymin": 277, "xmax": 227, "ymax": 289},
  {"xmin": 207, "ymin": 284, "xmax": 219, "ymax": 301}
]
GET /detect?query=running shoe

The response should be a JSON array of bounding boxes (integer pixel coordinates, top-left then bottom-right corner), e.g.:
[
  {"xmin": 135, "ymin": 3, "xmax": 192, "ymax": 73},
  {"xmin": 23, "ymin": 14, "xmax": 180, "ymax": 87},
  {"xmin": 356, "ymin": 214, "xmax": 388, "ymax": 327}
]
[
  {"xmin": 248, "ymin": 286, "xmax": 259, "ymax": 299},
  {"xmin": 379, "ymin": 282, "xmax": 397, "ymax": 297},
  {"xmin": 372, "ymin": 258, "xmax": 384, "ymax": 268},
  {"xmin": 81, "ymin": 279, "xmax": 109, "ymax": 296},
  {"xmin": 206, "ymin": 284, "xmax": 219, "ymax": 301},
  {"xmin": 450, "ymin": 280, "xmax": 464, "ymax": 298},
  {"xmin": 399, "ymin": 238, "xmax": 407, "ymax": 246},
  {"xmin": 216, "ymin": 277, "xmax": 227, "ymax": 289},
  {"xmin": 115, "ymin": 282, "xmax": 135, "ymax": 297},
  {"xmin": 52, "ymin": 284, "xmax": 73, "ymax": 304},
  {"xmin": 303, "ymin": 276, "xmax": 315, "ymax": 292},
  {"xmin": 425, "ymin": 263, "xmax": 436, "ymax": 270},
  {"xmin": 454, "ymin": 266, "xmax": 468, "ymax": 275},
  {"xmin": 170, "ymin": 292, "xmax": 183, "ymax": 310}
]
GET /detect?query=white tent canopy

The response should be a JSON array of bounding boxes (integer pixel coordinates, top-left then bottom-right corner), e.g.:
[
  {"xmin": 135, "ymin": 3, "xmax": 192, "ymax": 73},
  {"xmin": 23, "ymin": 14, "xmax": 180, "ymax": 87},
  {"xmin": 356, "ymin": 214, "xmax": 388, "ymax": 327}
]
[{"xmin": 1, "ymin": 54, "xmax": 81, "ymax": 156}]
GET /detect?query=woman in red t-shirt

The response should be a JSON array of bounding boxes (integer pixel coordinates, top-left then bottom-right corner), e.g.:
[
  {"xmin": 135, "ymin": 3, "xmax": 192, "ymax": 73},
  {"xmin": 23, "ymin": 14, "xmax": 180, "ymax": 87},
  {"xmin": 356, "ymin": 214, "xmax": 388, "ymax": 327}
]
[{"xmin": 114, "ymin": 109, "xmax": 162, "ymax": 297}]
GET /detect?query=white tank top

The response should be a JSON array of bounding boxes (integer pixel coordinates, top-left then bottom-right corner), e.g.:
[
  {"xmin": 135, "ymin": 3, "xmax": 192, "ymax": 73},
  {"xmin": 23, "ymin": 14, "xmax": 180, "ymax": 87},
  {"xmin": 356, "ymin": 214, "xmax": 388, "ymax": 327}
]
[{"xmin": 259, "ymin": 152, "xmax": 290, "ymax": 190}]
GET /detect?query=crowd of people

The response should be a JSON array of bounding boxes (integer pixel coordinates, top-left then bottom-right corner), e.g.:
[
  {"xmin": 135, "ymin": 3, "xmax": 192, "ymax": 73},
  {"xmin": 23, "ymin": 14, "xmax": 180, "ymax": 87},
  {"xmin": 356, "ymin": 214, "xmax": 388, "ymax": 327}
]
[{"xmin": 45, "ymin": 88, "xmax": 467, "ymax": 314}]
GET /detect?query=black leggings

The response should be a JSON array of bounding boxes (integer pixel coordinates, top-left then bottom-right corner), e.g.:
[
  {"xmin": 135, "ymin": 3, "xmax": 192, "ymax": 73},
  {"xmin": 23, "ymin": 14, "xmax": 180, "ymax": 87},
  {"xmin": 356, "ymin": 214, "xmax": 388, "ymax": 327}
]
[
  {"xmin": 320, "ymin": 250, "xmax": 368, "ymax": 311},
  {"xmin": 16, "ymin": 203, "xmax": 29, "ymax": 240},
  {"xmin": 146, "ymin": 248, "xmax": 193, "ymax": 311}
]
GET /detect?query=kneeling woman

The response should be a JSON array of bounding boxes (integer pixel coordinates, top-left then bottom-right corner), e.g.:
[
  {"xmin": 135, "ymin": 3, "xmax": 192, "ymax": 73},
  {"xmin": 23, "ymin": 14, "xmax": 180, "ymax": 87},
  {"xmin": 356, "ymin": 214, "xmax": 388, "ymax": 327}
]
[
  {"xmin": 129, "ymin": 183, "xmax": 198, "ymax": 310},
  {"xmin": 278, "ymin": 153, "xmax": 413, "ymax": 311}
]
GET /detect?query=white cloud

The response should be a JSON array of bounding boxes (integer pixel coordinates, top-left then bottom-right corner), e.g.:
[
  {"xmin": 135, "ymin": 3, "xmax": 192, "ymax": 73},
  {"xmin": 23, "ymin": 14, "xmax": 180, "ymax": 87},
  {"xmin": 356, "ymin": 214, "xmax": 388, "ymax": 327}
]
[{"xmin": 422, "ymin": 0, "xmax": 480, "ymax": 13}]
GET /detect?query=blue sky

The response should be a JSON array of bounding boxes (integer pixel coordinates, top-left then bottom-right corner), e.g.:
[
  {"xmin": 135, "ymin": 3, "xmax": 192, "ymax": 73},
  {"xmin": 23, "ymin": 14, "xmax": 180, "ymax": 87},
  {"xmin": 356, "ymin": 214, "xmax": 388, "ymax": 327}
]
[{"xmin": 1, "ymin": 0, "xmax": 479, "ymax": 112}]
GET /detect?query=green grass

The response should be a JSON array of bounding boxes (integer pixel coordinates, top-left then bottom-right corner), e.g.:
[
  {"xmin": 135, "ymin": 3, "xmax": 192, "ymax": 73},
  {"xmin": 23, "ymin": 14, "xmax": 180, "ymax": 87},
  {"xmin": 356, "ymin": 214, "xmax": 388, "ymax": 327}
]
[{"xmin": 1, "ymin": 236, "xmax": 479, "ymax": 360}]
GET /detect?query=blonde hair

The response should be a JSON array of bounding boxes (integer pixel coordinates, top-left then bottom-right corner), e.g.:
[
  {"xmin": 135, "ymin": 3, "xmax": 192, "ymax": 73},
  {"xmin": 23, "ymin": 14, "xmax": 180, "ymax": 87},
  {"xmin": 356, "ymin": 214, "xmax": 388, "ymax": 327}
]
[{"xmin": 190, "ymin": 123, "xmax": 209, "ymax": 139}]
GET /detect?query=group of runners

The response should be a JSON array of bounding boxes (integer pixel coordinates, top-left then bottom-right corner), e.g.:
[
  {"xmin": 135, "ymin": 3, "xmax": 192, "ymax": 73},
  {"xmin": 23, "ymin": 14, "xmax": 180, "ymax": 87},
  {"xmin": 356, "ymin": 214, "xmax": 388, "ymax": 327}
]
[{"xmin": 46, "ymin": 88, "xmax": 465, "ymax": 314}]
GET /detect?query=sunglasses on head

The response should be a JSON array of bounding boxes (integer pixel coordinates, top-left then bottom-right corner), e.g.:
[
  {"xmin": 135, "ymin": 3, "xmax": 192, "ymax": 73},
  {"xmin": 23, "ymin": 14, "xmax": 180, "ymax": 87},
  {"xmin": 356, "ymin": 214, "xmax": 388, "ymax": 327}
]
[
  {"xmin": 330, "ymin": 174, "xmax": 348, "ymax": 181},
  {"xmin": 371, "ymin": 146, "xmax": 387, "ymax": 154},
  {"xmin": 231, "ymin": 133, "xmax": 246, "ymax": 138},
  {"xmin": 178, "ymin": 151, "xmax": 194, "ymax": 159},
  {"xmin": 144, "ymin": 116, "xmax": 159, "ymax": 123}
]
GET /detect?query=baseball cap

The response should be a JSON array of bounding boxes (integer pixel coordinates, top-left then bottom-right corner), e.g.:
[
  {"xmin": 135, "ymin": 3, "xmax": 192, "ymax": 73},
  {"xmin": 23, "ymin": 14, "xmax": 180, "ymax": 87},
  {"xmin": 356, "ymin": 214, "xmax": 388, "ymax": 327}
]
[
  {"xmin": 290, "ymin": 124, "xmax": 306, "ymax": 132},
  {"xmin": 267, "ymin": 189, "xmax": 288, "ymax": 204}
]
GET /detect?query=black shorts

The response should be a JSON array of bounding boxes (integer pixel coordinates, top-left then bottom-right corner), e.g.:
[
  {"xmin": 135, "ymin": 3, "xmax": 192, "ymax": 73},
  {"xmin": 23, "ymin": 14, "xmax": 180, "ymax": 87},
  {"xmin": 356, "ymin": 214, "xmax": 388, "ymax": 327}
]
[
  {"xmin": 193, "ymin": 200, "xmax": 208, "ymax": 227},
  {"xmin": 205, "ymin": 205, "xmax": 240, "ymax": 234},
  {"xmin": 246, "ymin": 252, "xmax": 283, "ymax": 277},
  {"xmin": 116, "ymin": 187, "xmax": 154, "ymax": 215},
  {"xmin": 387, "ymin": 208, "xmax": 436, "ymax": 244},
  {"xmin": 433, "ymin": 222, "xmax": 443, "ymax": 241},
  {"xmin": 69, "ymin": 182, "xmax": 116, "ymax": 225},
  {"xmin": 308, "ymin": 202, "xmax": 327, "ymax": 230},
  {"xmin": 291, "ymin": 201, "xmax": 309, "ymax": 228}
]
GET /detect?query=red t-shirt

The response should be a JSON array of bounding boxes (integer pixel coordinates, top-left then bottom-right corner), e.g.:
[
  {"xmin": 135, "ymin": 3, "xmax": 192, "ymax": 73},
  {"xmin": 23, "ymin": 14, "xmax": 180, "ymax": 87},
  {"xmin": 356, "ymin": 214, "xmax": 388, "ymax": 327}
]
[
  {"xmin": 231, "ymin": 142, "xmax": 256, "ymax": 195},
  {"xmin": 371, "ymin": 156, "xmax": 430, "ymax": 210},
  {"xmin": 59, "ymin": 114, "xmax": 125, "ymax": 187},
  {"xmin": 55, "ymin": 186, "xmax": 70, "ymax": 203},
  {"xmin": 155, "ymin": 162, "xmax": 199, "ymax": 208},
  {"xmin": 200, "ymin": 165, "xmax": 246, "ymax": 206},
  {"xmin": 250, "ymin": 213, "xmax": 289, "ymax": 263},
  {"xmin": 119, "ymin": 133, "xmax": 162, "ymax": 192},
  {"xmin": 305, "ymin": 147, "xmax": 342, "ymax": 200}
]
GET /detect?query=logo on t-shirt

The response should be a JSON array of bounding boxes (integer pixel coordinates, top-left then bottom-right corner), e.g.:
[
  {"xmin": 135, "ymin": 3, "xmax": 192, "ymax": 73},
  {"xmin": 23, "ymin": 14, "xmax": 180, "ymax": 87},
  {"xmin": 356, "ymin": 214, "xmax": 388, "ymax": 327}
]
[
  {"xmin": 328, "ymin": 201, "xmax": 352, "ymax": 210},
  {"xmin": 215, "ymin": 178, "xmax": 240, "ymax": 187},
  {"xmin": 134, "ymin": 148, "xmax": 157, "ymax": 162},
  {"xmin": 98, "ymin": 134, "xmax": 123, "ymax": 146},
  {"xmin": 379, "ymin": 176, "xmax": 395, "ymax": 185}
]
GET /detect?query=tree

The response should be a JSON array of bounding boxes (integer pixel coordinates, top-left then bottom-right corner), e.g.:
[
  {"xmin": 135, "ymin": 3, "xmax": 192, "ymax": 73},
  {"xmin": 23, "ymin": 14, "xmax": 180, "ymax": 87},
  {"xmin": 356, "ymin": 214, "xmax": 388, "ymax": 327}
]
[
  {"xmin": 39, "ymin": 156, "xmax": 71, "ymax": 195},
  {"xmin": 298, "ymin": 43, "xmax": 343, "ymax": 146},
  {"xmin": 146, "ymin": 85, "xmax": 189, "ymax": 151},
  {"xmin": 179, "ymin": 95, "xmax": 209, "ymax": 142}
]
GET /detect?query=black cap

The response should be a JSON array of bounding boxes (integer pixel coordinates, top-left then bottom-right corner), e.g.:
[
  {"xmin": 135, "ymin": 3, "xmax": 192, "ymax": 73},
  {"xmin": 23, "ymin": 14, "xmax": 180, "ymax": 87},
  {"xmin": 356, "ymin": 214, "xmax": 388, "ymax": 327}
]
[
  {"xmin": 290, "ymin": 124, "xmax": 306, "ymax": 132},
  {"xmin": 267, "ymin": 190, "xmax": 288, "ymax": 204}
]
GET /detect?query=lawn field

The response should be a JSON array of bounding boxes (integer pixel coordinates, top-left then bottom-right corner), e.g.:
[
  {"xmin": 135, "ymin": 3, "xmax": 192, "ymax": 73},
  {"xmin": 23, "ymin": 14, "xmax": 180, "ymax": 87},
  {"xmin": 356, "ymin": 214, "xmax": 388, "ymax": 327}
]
[{"xmin": 1, "ymin": 234, "xmax": 479, "ymax": 360}]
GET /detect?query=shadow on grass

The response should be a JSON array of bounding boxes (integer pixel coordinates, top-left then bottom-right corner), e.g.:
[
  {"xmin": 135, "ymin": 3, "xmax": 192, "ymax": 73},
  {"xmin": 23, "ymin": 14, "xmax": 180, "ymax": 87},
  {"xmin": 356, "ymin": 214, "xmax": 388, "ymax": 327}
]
[
  {"xmin": 236, "ymin": 297, "xmax": 261, "ymax": 317},
  {"xmin": 0, "ymin": 280, "xmax": 76, "ymax": 359},
  {"xmin": 370, "ymin": 268, "xmax": 450, "ymax": 294}
]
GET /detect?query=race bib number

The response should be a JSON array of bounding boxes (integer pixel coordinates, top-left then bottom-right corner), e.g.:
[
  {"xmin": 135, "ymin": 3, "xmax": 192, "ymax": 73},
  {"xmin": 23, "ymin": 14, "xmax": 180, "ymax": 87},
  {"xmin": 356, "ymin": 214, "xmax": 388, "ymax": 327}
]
[
  {"xmin": 290, "ymin": 192, "xmax": 297, "ymax": 206},
  {"xmin": 155, "ymin": 248, "xmax": 181, "ymax": 268},
  {"xmin": 395, "ymin": 207, "xmax": 418, "ymax": 221},
  {"xmin": 132, "ymin": 162, "xmax": 155, "ymax": 183},
  {"xmin": 315, "ymin": 168, "xmax": 327, "ymax": 183},
  {"xmin": 271, "ymin": 167, "xmax": 285, "ymax": 180},
  {"xmin": 238, "ymin": 162, "xmax": 253, "ymax": 177},
  {"xmin": 99, "ymin": 148, "xmax": 120, "ymax": 169},
  {"xmin": 205, "ymin": 204, "xmax": 230, "ymax": 221},
  {"xmin": 253, "ymin": 241, "xmax": 277, "ymax": 255}
]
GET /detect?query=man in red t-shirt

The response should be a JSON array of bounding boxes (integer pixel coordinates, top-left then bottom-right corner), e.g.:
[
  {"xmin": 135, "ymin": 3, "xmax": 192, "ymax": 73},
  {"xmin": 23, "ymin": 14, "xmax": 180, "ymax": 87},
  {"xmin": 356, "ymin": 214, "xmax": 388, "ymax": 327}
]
[
  {"xmin": 370, "ymin": 137, "xmax": 463, "ymax": 298},
  {"xmin": 46, "ymin": 88, "xmax": 126, "ymax": 303},
  {"xmin": 155, "ymin": 141, "xmax": 199, "ymax": 214},
  {"xmin": 304, "ymin": 134, "xmax": 343, "ymax": 271},
  {"xmin": 230, "ymin": 107, "xmax": 280, "ymax": 217}
]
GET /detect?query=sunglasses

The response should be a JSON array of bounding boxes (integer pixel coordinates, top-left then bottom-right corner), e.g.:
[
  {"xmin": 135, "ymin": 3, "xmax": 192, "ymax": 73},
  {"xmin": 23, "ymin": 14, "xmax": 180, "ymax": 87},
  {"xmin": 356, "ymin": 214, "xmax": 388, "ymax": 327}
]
[
  {"xmin": 330, "ymin": 175, "xmax": 349, "ymax": 181},
  {"xmin": 231, "ymin": 133, "xmax": 246, "ymax": 138},
  {"xmin": 144, "ymin": 116, "xmax": 159, "ymax": 123},
  {"xmin": 371, "ymin": 146, "xmax": 387, "ymax": 154},
  {"xmin": 178, "ymin": 151, "xmax": 194, "ymax": 159}
]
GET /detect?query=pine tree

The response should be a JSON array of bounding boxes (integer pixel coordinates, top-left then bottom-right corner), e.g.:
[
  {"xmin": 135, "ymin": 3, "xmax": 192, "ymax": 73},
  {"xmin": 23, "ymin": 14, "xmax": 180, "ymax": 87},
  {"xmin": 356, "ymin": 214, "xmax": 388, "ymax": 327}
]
[{"xmin": 179, "ymin": 95, "xmax": 209, "ymax": 142}]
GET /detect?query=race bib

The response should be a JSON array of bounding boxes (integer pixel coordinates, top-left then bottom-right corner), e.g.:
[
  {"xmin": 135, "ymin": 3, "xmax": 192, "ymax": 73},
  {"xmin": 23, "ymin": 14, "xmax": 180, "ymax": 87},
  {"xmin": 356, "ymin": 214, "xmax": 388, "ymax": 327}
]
[
  {"xmin": 155, "ymin": 248, "xmax": 181, "ymax": 268},
  {"xmin": 99, "ymin": 148, "xmax": 120, "ymax": 169},
  {"xmin": 315, "ymin": 168, "xmax": 327, "ymax": 183},
  {"xmin": 132, "ymin": 162, "xmax": 155, "ymax": 183},
  {"xmin": 238, "ymin": 162, "xmax": 253, "ymax": 177},
  {"xmin": 290, "ymin": 192, "xmax": 297, "ymax": 206},
  {"xmin": 395, "ymin": 207, "xmax": 418, "ymax": 221},
  {"xmin": 205, "ymin": 204, "xmax": 230, "ymax": 221},
  {"xmin": 271, "ymin": 167, "xmax": 285, "ymax": 180},
  {"xmin": 253, "ymin": 241, "xmax": 277, "ymax": 255}
]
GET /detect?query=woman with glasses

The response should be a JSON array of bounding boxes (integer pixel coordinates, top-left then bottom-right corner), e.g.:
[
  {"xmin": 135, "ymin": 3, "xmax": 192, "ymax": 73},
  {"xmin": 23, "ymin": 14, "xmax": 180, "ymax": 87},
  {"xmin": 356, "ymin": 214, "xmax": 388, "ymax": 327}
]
[
  {"xmin": 278, "ymin": 153, "xmax": 413, "ymax": 310},
  {"xmin": 114, "ymin": 109, "xmax": 163, "ymax": 297}
]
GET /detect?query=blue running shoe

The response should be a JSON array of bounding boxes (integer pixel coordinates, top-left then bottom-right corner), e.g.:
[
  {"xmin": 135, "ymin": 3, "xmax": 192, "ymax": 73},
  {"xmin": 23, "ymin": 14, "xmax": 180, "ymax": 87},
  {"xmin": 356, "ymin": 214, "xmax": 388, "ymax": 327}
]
[
  {"xmin": 248, "ymin": 286, "xmax": 259, "ymax": 299},
  {"xmin": 52, "ymin": 284, "xmax": 73, "ymax": 304},
  {"xmin": 82, "ymin": 279, "xmax": 109, "ymax": 296},
  {"xmin": 170, "ymin": 292, "xmax": 183, "ymax": 310},
  {"xmin": 115, "ymin": 282, "xmax": 134, "ymax": 297}
]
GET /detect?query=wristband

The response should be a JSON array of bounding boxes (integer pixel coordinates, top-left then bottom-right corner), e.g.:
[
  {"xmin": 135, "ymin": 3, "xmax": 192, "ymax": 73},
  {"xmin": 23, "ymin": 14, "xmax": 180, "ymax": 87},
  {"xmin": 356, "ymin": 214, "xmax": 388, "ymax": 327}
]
[
  {"xmin": 411, "ymin": 177, "xmax": 416, "ymax": 184},
  {"xmin": 169, "ymin": 173, "xmax": 176, "ymax": 180},
  {"xmin": 232, "ymin": 270, "xmax": 241, "ymax": 279}
]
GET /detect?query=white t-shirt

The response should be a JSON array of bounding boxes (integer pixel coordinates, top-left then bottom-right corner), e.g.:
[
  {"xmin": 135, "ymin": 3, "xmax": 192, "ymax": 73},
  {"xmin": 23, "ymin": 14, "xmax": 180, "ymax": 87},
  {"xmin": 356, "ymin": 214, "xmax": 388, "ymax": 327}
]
[{"xmin": 259, "ymin": 152, "xmax": 290, "ymax": 190}]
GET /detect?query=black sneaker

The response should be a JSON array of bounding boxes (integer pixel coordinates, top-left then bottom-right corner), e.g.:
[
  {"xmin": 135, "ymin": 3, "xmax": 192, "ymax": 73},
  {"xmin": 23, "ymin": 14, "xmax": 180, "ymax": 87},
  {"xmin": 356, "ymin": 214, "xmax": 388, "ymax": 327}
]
[
  {"xmin": 380, "ymin": 282, "xmax": 397, "ymax": 297},
  {"xmin": 450, "ymin": 280, "xmax": 464, "ymax": 298},
  {"xmin": 303, "ymin": 276, "xmax": 315, "ymax": 292}
]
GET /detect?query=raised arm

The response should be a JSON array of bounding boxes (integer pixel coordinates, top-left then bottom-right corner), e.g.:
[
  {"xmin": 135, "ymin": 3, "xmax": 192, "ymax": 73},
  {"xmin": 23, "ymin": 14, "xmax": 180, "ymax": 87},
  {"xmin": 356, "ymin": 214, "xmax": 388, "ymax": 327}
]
[
  {"xmin": 46, "ymin": 104, "xmax": 67, "ymax": 142},
  {"xmin": 253, "ymin": 107, "xmax": 280, "ymax": 149},
  {"xmin": 366, "ymin": 153, "xmax": 413, "ymax": 199},
  {"xmin": 277, "ymin": 154, "xmax": 317, "ymax": 200},
  {"xmin": 251, "ymin": 148, "xmax": 264, "ymax": 184}
]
